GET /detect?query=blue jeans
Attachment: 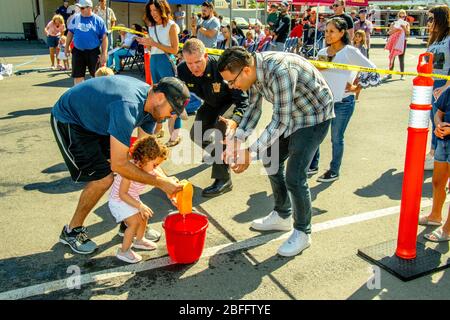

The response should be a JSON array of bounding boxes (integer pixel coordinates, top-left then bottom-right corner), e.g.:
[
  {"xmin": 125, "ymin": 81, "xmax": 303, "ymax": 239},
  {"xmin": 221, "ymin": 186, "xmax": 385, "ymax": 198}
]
[
  {"xmin": 310, "ymin": 95, "xmax": 355, "ymax": 174},
  {"xmin": 265, "ymin": 120, "xmax": 331, "ymax": 233},
  {"xmin": 107, "ymin": 48, "xmax": 132, "ymax": 71},
  {"xmin": 430, "ymin": 80, "xmax": 447, "ymax": 151},
  {"xmin": 150, "ymin": 54, "xmax": 181, "ymax": 130}
]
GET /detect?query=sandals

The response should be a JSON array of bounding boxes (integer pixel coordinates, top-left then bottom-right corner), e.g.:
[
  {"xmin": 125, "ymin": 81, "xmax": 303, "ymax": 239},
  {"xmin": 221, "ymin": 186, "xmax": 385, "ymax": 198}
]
[
  {"xmin": 418, "ymin": 216, "xmax": 442, "ymax": 226},
  {"xmin": 155, "ymin": 129, "xmax": 165, "ymax": 139},
  {"xmin": 165, "ymin": 136, "xmax": 181, "ymax": 147},
  {"xmin": 424, "ymin": 228, "xmax": 450, "ymax": 243}
]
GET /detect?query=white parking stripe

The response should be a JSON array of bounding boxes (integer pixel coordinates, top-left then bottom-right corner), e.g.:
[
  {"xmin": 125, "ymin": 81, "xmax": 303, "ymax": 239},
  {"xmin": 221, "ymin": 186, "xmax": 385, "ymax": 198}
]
[{"xmin": 0, "ymin": 199, "xmax": 435, "ymax": 300}]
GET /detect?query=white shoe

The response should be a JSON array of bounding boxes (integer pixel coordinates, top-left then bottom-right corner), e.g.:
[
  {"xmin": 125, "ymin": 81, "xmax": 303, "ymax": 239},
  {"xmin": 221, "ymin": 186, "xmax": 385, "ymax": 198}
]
[
  {"xmin": 424, "ymin": 154, "xmax": 434, "ymax": 171},
  {"xmin": 251, "ymin": 211, "xmax": 292, "ymax": 231},
  {"xmin": 277, "ymin": 229, "xmax": 311, "ymax": 257}
]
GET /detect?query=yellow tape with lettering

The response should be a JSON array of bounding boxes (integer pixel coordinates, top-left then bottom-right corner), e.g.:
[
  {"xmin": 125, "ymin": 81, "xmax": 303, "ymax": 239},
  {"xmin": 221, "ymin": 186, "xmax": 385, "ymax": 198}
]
[{"xmin": 178, "ymin": 43, "xmax": 450, "ymax": 81}]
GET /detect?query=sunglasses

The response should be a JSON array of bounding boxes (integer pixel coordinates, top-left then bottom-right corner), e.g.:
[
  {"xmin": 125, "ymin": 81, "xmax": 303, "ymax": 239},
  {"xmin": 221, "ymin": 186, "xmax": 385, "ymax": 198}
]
[
  {"xmin": 332, "ymin": 4, "xmax": 340, "ymax": 8},
  {"xmin": 80, "ymin": 7, "xmax": 88, "ymax": 10}
]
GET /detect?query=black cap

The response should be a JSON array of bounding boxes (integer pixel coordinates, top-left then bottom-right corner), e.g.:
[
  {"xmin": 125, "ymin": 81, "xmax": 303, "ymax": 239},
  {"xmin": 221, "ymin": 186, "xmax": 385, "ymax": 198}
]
[{"xmin": 154, "ymin": 77, "xmax": 190, "ymax": 120}]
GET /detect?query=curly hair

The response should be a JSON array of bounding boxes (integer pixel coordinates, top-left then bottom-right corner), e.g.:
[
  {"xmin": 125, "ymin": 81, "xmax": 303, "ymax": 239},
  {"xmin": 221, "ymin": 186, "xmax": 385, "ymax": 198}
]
[{"xmin": 131, "ymin": 135, "xmax": 168, "ymax": 165}]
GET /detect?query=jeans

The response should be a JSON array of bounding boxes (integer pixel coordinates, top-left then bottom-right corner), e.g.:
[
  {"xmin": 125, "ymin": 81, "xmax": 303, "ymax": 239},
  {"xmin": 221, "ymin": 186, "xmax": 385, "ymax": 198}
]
[
  {"xmin": 310, "ymin": 95, "xmax": 355, "ymax": 174},
  {"xmin": 430, "ymin": 80, "xmax": 448, "ymax": 151},
  {"xmin": 107, "ymin": 48, "xmax": 132, "ymax": 71},
  {"xmin": 150, "ymin": 54, "xmax": 181, "ymax": 130},
  {"xmin": 265, "ymin": 120, "xmax": 331, "ymax": 233}
]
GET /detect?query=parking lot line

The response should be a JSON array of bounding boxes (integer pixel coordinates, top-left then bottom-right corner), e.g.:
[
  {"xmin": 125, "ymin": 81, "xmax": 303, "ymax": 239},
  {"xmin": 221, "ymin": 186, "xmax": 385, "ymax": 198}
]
[{"xmin": 0, "ymin": 199, "xmax": 435, "ymax": 300}]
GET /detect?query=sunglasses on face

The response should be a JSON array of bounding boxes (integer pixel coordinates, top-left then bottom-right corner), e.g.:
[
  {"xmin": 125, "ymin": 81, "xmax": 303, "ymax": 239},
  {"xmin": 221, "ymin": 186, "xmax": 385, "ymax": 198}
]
[{"xmin": 332, "ymin": 4, "xmax": 340, "ymax": 8}]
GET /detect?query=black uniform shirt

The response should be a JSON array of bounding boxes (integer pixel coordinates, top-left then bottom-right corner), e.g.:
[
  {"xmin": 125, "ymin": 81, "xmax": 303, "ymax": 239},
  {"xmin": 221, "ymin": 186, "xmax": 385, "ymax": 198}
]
[{"xmin": 177, "ymin": 55, "xmax": 249, "ymax": 124}]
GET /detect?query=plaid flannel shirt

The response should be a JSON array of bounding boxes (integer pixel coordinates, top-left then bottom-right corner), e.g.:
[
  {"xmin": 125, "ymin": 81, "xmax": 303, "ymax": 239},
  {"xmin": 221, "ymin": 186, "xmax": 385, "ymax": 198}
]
[{"xmin": 235, "ymin": 52, "xmax": 335, "ymax": 154}]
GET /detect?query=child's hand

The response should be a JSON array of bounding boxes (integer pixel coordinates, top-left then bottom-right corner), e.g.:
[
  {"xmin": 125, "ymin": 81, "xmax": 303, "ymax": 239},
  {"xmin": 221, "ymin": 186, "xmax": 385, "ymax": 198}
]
[{"xmin": 139, "ymin": 203, "xmax": 153, "ymax": 220}]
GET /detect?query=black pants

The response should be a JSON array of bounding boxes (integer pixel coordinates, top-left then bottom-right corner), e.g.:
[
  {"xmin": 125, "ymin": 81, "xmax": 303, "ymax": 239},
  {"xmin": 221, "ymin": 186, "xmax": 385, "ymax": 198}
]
[{"xmin": 190, "ymin": 103, "xmax": 234, "ymax": 180}]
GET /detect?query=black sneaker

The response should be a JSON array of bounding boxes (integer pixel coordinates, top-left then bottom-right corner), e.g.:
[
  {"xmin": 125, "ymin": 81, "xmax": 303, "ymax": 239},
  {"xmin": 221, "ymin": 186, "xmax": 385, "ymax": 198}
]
[
  {"xmin": 317, "ymin": 170, "xmax": 339, "ymax": 183},
  {"xmin": 308, "ymin": 167, "xmax": 319, "ymax": 176},
  {"xmin": 59, "ymin": 226, "xmax": 97, "ymax": 255}
]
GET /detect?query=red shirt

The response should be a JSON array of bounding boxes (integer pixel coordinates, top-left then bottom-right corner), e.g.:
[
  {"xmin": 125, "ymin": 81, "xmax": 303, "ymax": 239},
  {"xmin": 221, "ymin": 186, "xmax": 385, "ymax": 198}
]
[{"xmin": 290, "ymin": 24, "xmax": 304, "ymax": 38}]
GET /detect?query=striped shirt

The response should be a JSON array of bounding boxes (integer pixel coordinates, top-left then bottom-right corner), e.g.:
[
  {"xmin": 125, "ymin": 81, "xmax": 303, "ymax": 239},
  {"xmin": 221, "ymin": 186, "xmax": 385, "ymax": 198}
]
[
  {"xmin": 235, "ymin": 52, "xmax": 335, "ymax": 154},
  {"xmin": 109, "ymin": 165, "xmax": 154, "ymax": 203}
]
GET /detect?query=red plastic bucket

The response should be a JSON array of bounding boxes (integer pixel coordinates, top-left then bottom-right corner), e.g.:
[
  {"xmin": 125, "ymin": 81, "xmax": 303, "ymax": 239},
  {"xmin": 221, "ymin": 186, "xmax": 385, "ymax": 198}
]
[{"xmin": 163, "ymin": 212, "xmax": 208, "ymax": 264}]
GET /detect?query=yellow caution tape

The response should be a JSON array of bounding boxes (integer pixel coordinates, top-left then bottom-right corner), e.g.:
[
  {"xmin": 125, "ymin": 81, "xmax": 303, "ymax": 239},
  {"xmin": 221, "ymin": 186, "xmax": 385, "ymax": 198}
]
[
  {"xmin": 110, "ymin": 26, "xmax": 147, "ymax": 37},
  {"xmin": 310, "ymin": 60, "xmax": 450, "ymax": 81},
  {"xmin": 178, "ymin": 43, "xmax": 450, "ymax": 81}
]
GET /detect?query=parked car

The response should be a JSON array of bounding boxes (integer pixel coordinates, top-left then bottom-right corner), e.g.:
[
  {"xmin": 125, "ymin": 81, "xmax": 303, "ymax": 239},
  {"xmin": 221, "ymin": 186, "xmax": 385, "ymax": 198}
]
[
  {"xmin": 233, "ymin": 17, "xmax": 249, "ymax": 29},
  {"xmin": 248, "ymin": 18, "xmax": 262, "ymax": 29}
]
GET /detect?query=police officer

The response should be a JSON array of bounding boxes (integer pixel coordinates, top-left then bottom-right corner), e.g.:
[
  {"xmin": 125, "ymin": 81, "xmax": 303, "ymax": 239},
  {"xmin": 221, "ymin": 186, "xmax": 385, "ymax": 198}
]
[{"xmin": 178, "ymin": 38, "xmax": 249, "ymax": 197}]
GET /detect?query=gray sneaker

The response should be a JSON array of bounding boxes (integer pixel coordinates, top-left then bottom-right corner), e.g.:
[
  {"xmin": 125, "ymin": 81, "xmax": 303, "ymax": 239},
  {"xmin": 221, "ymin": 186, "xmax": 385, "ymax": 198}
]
[
  {"xmin": 59, "ymin": 226, "xmax": 97, "ymax": 255},
  {"xmin": 118, "ymin": 222, "xmax": 161, "ymax": 242}
]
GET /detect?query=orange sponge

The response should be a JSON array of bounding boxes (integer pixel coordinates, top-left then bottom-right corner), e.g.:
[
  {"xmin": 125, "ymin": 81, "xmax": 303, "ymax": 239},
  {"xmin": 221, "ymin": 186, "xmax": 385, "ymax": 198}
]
[{"xmin": 176, "ymin": 180, "xmax": 193, "ymax": 215}]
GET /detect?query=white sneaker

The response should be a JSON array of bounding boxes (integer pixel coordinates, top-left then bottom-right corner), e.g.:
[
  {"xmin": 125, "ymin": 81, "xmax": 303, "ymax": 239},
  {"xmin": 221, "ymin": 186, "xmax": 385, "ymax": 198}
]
[
  {"xmin": 277, "ymin": 229, "xmax": 311, "ymax": 257},
  {"xmin": 424, "ymin": 154, "xmax": 434, "ymax": 171},
  {"xmin": 251, "ymin": 211, "xmax": 292, "ymax": 231}
]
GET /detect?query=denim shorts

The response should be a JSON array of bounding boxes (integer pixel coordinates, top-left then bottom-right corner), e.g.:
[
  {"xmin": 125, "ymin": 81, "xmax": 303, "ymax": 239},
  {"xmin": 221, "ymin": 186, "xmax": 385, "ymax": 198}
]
[
  {"xmin": 435, "ymin": 139, "xmax": 450, "ymax": 163},
  {"xmin": 47, "ymin": 36, "xmax": 59, "ymax": 48}
]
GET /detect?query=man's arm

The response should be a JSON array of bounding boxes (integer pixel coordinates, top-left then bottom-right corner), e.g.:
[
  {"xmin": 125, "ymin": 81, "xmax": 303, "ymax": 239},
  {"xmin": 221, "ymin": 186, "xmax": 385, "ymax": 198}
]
[
  {"xmin": 110, "ymin": 136, "xmax": 182, "ymax": 196},
  {"xmin": 230, "ymin": 88, "xmax": 249, "ymax": 125},
  {"xmin": 100, "ymin": 33, "xmax": 108, "ymax": 66},
  {"xmin": 65, "ymin": 31, "xmax": 74, "ymax": 56}
]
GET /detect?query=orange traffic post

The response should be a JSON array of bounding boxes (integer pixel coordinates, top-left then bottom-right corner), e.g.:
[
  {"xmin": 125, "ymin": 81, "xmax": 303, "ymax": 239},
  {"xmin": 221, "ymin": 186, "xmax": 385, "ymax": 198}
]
[
  {"xmin": 396, "ymin": 52, "xmax": 434, "ymax": 259},
  {"xmin": 144, "ymin": 46, "xmax": 152, "ymax": 85}
]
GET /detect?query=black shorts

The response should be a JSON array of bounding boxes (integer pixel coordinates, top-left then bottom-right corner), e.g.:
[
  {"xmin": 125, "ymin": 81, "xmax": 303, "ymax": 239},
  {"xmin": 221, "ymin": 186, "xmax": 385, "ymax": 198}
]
[
  {"xmin": 50, "ymin": 114, "xmax": 111, "ymax": 182},
  {"xmin": 71, "ymin": 47, "xmax": 100, "ymax": 78}
]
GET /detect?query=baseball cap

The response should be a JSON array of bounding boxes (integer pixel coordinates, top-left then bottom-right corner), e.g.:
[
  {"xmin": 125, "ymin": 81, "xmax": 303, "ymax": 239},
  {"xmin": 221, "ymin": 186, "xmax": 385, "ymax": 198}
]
[
  {"xmin": 76, "ymin": 0, "xmax": 93, "ymax": 8},
  {"xmin": 154, "ymin": 77, "xmax": 190, "ymax": 120},
  {"xmin": 281, "ymin": 1, "xmax": 290, "ymax": 7}
]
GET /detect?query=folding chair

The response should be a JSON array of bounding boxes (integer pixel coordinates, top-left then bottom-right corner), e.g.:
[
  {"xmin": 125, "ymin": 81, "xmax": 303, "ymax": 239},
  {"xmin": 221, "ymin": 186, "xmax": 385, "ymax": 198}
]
[{"xmin": 120, "ymin": 40, "xmax": 141, "ymax": 72}]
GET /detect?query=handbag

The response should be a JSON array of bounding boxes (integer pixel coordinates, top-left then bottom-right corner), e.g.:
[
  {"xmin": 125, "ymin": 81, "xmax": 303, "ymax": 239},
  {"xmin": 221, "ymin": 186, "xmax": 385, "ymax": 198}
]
[{"xmin": 153, "ymin": 25, "xmax": 178, "ymax": 76}]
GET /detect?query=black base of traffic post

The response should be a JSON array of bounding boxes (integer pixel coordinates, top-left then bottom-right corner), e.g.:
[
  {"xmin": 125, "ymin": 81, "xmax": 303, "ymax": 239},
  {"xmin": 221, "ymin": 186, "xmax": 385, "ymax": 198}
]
[{"xmin": 358, "ymin": 239, "xmax": 450, "ymax": 282}]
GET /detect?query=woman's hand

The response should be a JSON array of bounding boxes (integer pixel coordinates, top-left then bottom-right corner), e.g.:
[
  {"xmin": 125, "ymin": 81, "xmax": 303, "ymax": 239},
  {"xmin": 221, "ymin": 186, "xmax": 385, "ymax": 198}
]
[
  {"xmin": 345, "ymin": 82, "xmax": 361, "ymax": 93},
  {"xmin": 434, "ymin": 86, "xmax": 448, "ymax": 101},
  {"xmin": 136, "ymin": 37, "xmax": 157, "ymax": 48}
]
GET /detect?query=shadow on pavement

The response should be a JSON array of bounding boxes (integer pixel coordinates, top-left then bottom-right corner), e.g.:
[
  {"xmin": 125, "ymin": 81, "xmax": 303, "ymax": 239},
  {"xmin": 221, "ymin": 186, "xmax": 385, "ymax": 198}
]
[
  {"xmin": 33, "ymin": 77, "xmax": 73, "ymax": 88},
  {"xmin": 29, "ymin": 234, "xmax": 297, "ymax": 300},
  {"xmin": 23, "ymin": 176, "xmax": 85, "ymax": 194},
  {"xmin": 0, "ymin": 107, "xmax": 52, "ymax": 120},
  {"xmin": 354, "ymin": 168, "xmax": 433, "ymax": 200}
]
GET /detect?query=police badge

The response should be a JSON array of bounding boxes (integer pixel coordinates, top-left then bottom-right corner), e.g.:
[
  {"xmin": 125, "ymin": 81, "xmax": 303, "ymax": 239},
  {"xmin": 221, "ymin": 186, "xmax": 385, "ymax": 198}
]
[{"xmin": 212, "ymin": 82, "xmax": 221, "ymax": 93}]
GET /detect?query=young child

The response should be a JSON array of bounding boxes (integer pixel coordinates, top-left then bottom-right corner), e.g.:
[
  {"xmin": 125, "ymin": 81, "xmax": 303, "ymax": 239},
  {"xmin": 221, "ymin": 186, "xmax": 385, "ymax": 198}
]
[
  {"xmin": 353, "ymin": 30, "xmax": 368, "ymax": 58},
  {"xmin": 57, "ymin": 35, "xmax": 70, "ymax": 70},
  {"xmin": 109, "ymin": 136, "xmax": 169, "ymax": 264},
  {"xmin": 95, "ymin": 66, "xmax": 115, "ymax": 77},
  {"xmin": 244, "ymin": 31, "xmax": 255, "ymax": 49}
]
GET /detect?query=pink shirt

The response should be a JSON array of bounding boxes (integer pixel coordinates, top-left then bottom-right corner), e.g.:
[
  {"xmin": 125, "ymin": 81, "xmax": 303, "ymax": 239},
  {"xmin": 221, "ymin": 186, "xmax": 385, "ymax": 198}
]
[
  {"xmin": 46, "ymin": 21, "xmax": 65, "ymax": 37},
  {"xmin": 109, "ymin": 162, "xmax": 156, "ymax": 203}
]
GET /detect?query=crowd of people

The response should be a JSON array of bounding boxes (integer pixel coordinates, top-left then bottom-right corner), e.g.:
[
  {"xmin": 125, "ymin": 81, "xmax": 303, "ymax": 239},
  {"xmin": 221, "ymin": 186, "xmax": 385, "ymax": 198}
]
[{"xmin": 48, "ymin": 0, "xmax": 450, "ymax": 263}]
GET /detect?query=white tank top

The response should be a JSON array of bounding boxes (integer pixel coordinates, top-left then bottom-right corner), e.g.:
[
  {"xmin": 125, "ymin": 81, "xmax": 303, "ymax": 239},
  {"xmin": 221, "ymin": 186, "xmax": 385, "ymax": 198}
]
[{"xmin": 148, "ymin": 20, "xmax": 179, "ymax": 55}]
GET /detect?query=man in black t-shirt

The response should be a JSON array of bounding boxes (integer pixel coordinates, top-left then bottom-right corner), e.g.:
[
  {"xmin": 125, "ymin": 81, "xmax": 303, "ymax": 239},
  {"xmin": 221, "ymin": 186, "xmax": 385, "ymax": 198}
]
[
  {"xmin": 272, "ymin": 0, "xmax": 291, "ymax": 51},
  {"xmin": 330, "ymin": 0, "xmax": 354, "ymax": 39}
]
